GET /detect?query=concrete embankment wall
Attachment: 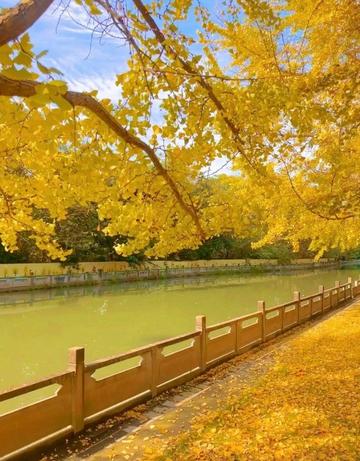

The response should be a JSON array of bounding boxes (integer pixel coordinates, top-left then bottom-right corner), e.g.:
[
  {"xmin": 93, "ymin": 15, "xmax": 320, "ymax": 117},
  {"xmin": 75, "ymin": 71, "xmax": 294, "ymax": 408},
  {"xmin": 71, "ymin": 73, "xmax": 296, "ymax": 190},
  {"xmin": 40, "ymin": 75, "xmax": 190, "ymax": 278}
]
[
  {"xmin": 0, "ymin": 258, "xmax": 335, "ymax": 277},
  {"xmin": 0, "ymin": 258, "xmax": 338, "ymax": 293}
]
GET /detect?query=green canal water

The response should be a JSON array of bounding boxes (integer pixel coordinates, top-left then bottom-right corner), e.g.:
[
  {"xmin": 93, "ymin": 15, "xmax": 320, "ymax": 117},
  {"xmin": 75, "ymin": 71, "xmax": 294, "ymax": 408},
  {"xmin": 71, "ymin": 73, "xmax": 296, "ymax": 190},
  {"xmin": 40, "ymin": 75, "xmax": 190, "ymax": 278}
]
[{"xmin": 0, "ymin": 267, "xmax": 359, "ymax": 393}]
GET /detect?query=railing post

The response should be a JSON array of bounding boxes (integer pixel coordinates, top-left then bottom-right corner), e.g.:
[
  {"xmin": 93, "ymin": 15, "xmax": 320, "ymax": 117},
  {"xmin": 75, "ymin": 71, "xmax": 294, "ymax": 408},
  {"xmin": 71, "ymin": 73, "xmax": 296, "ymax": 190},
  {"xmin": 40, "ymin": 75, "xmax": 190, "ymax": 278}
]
[
  {"xmin": 348, "ymin": 277, "xmax": 353, "ymax": 298},
  {"xmin": 319, "ymin": 285, "xmax": 325, "ymax": 312},
  {"xmin": 68, "ymin": 347, "xmax": 85, "ymax": 433},
  {"xmin": 354, "ymin": 280, "xmax": 358, "ymax": 297},
  {"xmin": 234, "ymin": 319, "xmax": 239, "ymax": 352},
  {"xmin": 335, "ymin": 281, "xmax": 340, "ymax": 305},
  {"xmin": 150, "ymin": 346, "xmax": 161, "ymax": 397},
  {"xmin": 257, "ymin": 301, "xmax": 266, "ymax": 342},
  {"xmin": 294, "ymin": 291, "xmax": 301, "ymax": 323},
  {"xmin": 196, "ymin": 315, "xmax": 207, "ymax": 371}
]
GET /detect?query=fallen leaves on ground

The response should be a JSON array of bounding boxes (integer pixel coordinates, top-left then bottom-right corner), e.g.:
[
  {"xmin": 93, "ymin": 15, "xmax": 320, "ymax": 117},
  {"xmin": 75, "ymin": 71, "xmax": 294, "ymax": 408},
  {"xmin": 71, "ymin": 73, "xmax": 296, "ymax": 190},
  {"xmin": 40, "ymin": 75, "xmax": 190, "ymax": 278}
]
[{"xmin": 143, "ymin": 305, "xmax": 360, "ymax": 460}]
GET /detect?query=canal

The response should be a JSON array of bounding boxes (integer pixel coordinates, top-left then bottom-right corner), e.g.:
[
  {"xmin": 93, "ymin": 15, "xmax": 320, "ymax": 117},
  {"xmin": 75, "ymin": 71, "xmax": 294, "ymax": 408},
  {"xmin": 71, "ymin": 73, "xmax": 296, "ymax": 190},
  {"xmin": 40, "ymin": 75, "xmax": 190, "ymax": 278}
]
[{"xmin": 0, "ymin": 267, "xmax": 359, "ymax": 393}]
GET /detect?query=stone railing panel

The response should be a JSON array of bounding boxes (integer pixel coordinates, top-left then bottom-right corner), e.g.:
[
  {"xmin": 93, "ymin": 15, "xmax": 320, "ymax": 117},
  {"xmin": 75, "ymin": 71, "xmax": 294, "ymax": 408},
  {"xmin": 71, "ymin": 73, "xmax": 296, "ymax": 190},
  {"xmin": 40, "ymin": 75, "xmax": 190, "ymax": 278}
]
[
  {"xmin": 237, "ymin": 313, "xmax": 262, "ymax": 352},
  {"xmin": 206, "ymin": 321, "xmax": 237, "ymax": 365},
  {"xmin": 264, "ymin": 307, "xmax": 282, "ymax": 338},
  {"xmin": 156, "ymin": 334, "xmax": 201, "ymax": 392},
  {"xmin": 0, "ymin": 372, "xmax": 73, "ymax": 458},
  {"xmin": 84, "ymin": 351, "xmax": 152, "ymax": 422},
  {"xmin": 283, "ymin": 303, "xmax": 298, "ymax": 329}
]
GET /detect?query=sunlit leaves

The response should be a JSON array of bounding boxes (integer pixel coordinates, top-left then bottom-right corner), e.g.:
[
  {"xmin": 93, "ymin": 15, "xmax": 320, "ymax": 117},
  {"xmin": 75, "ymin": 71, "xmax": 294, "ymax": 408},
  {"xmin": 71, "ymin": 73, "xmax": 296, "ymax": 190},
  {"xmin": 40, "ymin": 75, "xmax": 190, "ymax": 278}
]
[{"xmin": 0, "ymin": 0, "xmax": 359, "ymax": 259}]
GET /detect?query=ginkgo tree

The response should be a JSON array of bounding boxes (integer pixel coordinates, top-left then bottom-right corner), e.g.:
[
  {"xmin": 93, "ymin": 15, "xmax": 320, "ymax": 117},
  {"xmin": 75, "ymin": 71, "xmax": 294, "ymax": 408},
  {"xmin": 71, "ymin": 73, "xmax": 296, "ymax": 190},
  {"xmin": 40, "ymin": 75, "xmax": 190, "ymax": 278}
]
[{"xmin": 0, "ymin": 0, "xmax": 359, "ymax": 259}]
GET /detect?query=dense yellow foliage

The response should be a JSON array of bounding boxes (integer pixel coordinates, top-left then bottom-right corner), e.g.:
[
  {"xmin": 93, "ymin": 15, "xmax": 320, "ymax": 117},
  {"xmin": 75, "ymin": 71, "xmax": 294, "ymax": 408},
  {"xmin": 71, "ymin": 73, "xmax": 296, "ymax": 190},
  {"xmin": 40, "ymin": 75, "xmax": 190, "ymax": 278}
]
[
  {"xmin": 0, "ymin": 0, "xmax": 359, "ymax": 258},
  {"xmin": 139, "ymin": 305, "xmax": 360, "ymax": 460}
]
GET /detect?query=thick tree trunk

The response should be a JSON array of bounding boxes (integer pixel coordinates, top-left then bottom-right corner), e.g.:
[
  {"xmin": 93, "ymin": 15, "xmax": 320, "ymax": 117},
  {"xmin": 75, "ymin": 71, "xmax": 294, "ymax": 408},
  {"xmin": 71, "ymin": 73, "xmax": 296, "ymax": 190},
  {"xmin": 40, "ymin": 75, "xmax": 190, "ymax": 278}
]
[{"xmin": 0, "ymin": 0, "xmax": 55, "ymax": 46}]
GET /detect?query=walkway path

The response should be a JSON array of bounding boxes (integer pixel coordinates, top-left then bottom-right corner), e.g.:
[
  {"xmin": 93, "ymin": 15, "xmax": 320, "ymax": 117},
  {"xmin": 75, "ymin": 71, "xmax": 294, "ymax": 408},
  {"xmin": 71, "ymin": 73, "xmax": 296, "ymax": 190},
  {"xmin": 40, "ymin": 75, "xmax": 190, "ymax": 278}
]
[{"xmin": 45, "ymin": 303, "xmax": 360, "ymax": 461}]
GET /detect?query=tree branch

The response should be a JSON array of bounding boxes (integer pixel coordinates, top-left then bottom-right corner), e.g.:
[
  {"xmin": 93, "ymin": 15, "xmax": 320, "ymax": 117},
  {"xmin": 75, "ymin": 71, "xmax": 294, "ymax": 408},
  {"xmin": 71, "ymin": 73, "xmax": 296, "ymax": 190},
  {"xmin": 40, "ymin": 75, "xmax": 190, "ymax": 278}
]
[
  {"xmin": 132, "ymin": 0, "xmax": 258, "ymax": 172},
  {"xmin": 0, "ymin": 0, "xmax": 55, "ymax": 46},
  {"xmin": 0, "ymin": 74, "xmax": 205, "ymax": 238}
]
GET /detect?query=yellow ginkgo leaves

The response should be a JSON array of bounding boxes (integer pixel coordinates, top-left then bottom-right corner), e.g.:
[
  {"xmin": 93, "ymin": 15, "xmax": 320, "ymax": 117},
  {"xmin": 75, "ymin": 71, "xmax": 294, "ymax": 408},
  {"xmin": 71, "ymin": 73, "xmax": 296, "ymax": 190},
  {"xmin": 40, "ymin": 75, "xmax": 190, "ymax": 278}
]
[{"xmin": 0, "ymin": 0, "xmax": 359, "ymax": 259}]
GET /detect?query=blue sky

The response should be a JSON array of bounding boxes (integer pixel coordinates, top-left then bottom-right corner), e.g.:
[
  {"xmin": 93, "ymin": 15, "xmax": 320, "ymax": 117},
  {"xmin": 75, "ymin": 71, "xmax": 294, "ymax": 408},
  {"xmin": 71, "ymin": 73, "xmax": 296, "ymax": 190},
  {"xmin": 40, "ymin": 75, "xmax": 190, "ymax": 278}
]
[
  {"xmin": 1, "ymin": 0, "xmax": 223, "ymax": 99},
  {"xmin": 3, "ymin": 0, "xmax": 133, "ymax": 98}
]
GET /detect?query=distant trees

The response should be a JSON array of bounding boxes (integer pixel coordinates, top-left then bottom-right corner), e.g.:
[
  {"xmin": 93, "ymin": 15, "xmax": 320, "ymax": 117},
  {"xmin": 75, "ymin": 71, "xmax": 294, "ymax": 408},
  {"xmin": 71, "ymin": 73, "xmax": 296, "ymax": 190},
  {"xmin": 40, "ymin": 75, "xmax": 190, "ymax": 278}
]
[
  {"xmin": 1, "ymin": 222, "xmax": 340, "ymax": 264},
  {"xmin": 0, "ymin": 205, "xmax": 141, "ymax": 264}
]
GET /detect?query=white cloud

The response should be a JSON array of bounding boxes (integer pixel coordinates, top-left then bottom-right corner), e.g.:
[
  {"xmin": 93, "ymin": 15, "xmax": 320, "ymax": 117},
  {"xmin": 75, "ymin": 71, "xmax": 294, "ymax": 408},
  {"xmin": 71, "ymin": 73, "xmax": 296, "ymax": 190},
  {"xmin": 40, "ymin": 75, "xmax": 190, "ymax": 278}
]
[
  {"xmin": 67, "ymin": 74, "xmax": 121, "ymax": 100},
  {"xmin": 18, "ymin": 0, "xmax": 130, "ymax": 102},
  {"xmin": 58, "ymin": 2, "xmax": 91, "ymax": 26}
]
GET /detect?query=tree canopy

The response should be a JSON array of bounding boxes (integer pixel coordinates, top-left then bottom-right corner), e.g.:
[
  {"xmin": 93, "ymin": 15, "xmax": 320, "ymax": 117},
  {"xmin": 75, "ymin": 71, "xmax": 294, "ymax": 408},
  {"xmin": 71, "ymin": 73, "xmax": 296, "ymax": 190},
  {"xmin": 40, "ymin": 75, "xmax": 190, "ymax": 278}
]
[{"xmin": 0, "ymin": 0, "xmax": 359, "ymax": 260}]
